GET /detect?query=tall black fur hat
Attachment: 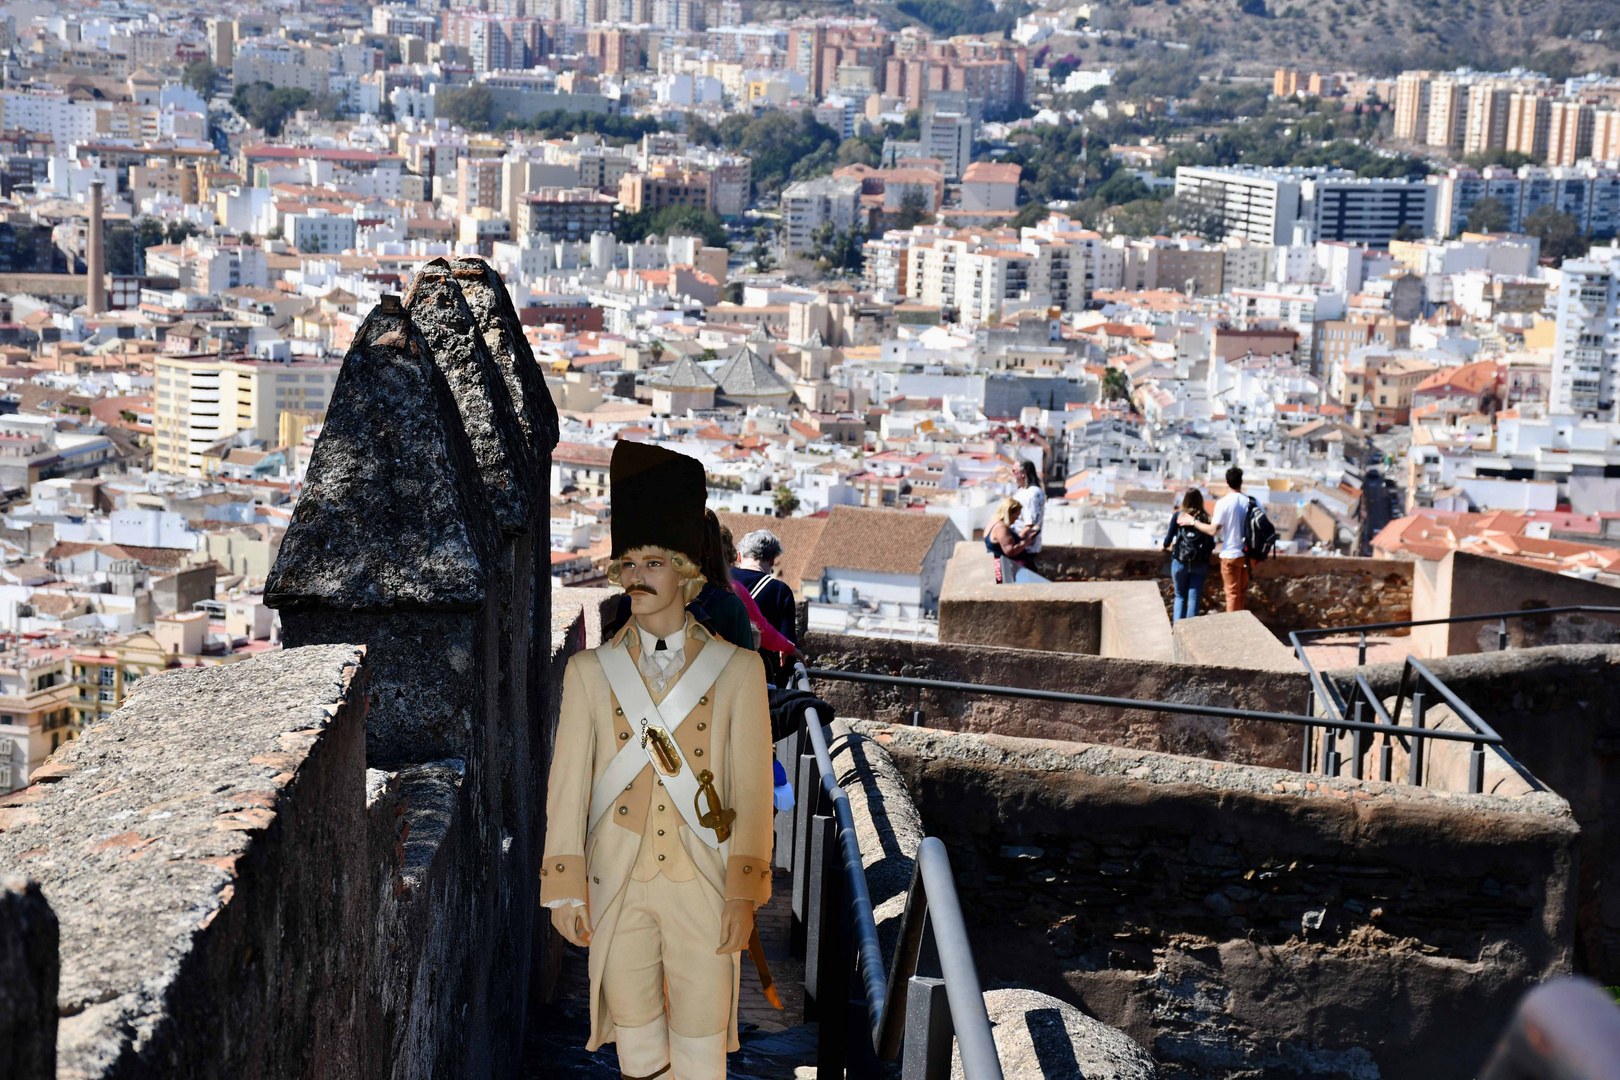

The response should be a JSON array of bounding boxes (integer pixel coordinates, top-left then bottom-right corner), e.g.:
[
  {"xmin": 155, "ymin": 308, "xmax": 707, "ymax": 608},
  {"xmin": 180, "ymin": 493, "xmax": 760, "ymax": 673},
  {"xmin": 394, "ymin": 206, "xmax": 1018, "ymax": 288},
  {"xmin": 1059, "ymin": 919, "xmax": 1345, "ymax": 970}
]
[{"xmin": 609, "ymin": 441, "xmax": 707, "ymax": 562}]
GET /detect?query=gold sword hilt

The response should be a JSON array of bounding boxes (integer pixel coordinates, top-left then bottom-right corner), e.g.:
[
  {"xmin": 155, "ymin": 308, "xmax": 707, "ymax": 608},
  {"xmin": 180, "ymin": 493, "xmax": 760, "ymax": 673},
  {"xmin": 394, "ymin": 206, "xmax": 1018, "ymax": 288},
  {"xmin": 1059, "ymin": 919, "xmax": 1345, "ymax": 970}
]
[{"xmin": 695, "ymin": 769, "xmax": 736, "ymax": 843}]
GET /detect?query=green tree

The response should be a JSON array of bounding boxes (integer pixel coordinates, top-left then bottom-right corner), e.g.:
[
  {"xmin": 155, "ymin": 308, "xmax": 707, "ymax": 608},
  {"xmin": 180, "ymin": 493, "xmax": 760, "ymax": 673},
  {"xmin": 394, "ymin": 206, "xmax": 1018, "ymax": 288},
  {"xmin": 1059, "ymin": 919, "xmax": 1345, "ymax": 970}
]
[
  {"xmin": 231, "ymin": 82, "xmax": 324, "ymax": 136},
  {"xmin": 1522, "ymin": 207, "xmax": 1588, "ymax": 264},
  {"xmin": 1008, "ymin": 202, "xmax": 1050, "ymax": 230},
  {"xmin": 1464, "ymin": 196, "xmax": 1510, "ymax": 234},
  {"xmin": 895, "ymin": 186, "xmax": 932, "ymax": 229},
  {"xmin": 615, "ymin": 205, "xmax": 728, "ymax": 247},
  {"xmin": 810, "ymin": 224, "xmax": 863, "ymax": 273},
  {"xmin": 773, "ymin": 485, "xmax": 800, "ymax": 518},
  {"xmin": 183, "ymin": 60, "xmax": 217, "ymax": 98},
  {"xmin": 1101, "ymin": 367, "xmax": 1131, "ymax": 402},
  {"xmin": 710, "ymin": 111, "xmax": 841, "ymax": 197},
  {"xmin": 437, "ymin": 85, "xmax": 493, "ymax": 131},
  {"xmin": 165, "ymin": 221, "xmax": 199, "ymax": 244}
]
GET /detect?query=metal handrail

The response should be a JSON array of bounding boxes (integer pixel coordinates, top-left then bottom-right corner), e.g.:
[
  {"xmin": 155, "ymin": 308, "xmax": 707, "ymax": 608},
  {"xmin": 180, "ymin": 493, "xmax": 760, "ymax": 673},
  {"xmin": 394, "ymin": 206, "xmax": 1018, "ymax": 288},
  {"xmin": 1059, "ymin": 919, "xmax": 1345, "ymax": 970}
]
[
  {"xmin": 803, "ymin": 666, "xmax": 1501, "ymax": 746},
  {"xmin": 1290, "ymin": 604, "xmax": 1620, "ymax": 642},
  {"xmin": 788, "ymin": 663, "xmax": 1004, "ymax": 1080}
]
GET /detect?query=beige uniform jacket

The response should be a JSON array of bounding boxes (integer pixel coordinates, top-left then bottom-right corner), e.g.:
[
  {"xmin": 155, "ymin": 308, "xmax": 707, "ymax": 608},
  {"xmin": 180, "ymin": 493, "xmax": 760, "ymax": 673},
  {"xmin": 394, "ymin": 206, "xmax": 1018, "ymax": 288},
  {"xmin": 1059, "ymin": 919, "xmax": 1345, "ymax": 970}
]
[{"xmin": 540, "ymin": 615, "xmax": 774, "ymax": 1052}]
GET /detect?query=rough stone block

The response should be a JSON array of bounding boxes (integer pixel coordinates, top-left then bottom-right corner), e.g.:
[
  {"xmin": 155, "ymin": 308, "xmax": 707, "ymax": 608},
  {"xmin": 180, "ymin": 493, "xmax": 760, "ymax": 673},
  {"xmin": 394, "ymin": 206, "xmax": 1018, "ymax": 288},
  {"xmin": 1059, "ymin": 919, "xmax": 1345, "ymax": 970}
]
[
  {"xmin": 0, "ymin": 646, "xmax": 369, "ymax": 1079},
  {"xmin": 952, "ymin": 988, "xmax": 1159, "ymax": 1080}
]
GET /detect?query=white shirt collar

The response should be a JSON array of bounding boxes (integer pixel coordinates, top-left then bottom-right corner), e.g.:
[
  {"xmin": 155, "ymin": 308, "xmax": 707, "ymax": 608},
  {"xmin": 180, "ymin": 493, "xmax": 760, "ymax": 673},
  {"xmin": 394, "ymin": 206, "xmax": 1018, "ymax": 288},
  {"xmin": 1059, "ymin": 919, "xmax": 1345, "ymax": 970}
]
[{"xmin": 636, "ymin": 620, "xmax": 687, "ymax": 659}]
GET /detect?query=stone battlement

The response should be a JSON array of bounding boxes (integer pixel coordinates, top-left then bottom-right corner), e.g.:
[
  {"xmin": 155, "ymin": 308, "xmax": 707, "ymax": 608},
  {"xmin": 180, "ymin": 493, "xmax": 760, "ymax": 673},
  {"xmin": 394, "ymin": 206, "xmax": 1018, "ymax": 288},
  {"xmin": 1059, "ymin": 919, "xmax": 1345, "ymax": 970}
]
[{"xmin": 0, "ymin": 259, "xmax": 565, "ymax": 1080}]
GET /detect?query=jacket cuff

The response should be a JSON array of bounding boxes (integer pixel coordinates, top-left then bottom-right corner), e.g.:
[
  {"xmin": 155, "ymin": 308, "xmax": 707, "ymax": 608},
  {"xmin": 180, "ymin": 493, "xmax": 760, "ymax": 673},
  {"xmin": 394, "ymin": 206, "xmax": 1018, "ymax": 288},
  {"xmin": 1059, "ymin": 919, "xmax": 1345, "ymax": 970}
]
[
  {"xmin": 540, "ymin": 854, "xmax": 586, "ymax": 904},
  {"xmin": 724, "ymin": 854, "xmax": 771, "ymax": 905}
]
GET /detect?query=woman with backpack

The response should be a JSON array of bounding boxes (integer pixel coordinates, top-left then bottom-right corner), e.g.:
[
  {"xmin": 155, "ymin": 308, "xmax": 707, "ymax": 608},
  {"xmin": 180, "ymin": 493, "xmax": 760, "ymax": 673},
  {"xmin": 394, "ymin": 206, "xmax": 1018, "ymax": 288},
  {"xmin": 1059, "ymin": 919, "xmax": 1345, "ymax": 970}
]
[{"xmin": 1162, "ymin": 488, "xmax": 1216, "ymax": 623}]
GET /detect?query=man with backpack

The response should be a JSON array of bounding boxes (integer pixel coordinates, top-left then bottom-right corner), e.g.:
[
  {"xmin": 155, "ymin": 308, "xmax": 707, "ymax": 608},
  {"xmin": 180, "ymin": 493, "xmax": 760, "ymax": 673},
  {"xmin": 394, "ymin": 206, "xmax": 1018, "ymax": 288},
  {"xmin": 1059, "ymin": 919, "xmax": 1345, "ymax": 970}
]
[{"xmin": 1180, "ymin": 465, "xmax": 1278, "ymax": 613}]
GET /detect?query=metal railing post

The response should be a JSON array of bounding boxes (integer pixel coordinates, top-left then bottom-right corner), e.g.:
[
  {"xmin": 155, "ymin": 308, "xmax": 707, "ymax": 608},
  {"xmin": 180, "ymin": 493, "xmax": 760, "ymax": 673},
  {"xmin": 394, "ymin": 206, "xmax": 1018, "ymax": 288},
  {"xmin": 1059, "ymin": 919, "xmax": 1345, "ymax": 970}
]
[
  {"xmin": 1498, "ymin": 618, "xmax": 1508, "ymax": 652},
  {"xmin": 1301, "ymin": 686, "xmax": 1315, "ymax": 774},
  {"xmin": 1408, "ymin": 691, "xmax": 1426, "ymax": 787},
  {"xmin": 911, "ymin": 685, "xmax": 924, "ymax": 727},
  {"xmin": 1357, "ymin": 629, "xmax": 1367, "ymax": 667},
  {"xmin": 1321, "ymin": 725, "xmax": 1338, "ymax": 776},
  {"xmin": 1470, "ymin": 741, "xmax": 1486, "ymax": 795},
  {"xmin": 1380, "ymin": 737, "xmax": 1393, "ymax": 783},
  {"xmin": 791, "ymin": 751, "xmax": 816, "ymax": 959},
  {"xmin": 902, "ymin": 976, "xmax": 952, "ymax": 1080},
  {"xmin": 1350, "ymin": 700, "xmax": 1365, "ymax": 781},
  {"xmin": 808, "ymin": 814, "xmax": 847, "ymax": 1079}
]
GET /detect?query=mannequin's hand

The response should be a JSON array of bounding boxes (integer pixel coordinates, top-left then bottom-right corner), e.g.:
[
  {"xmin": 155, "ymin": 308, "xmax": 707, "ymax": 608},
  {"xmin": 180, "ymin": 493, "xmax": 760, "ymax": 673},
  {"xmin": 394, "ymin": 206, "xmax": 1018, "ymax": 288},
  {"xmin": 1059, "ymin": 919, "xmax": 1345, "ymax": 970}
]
[
  {"xmin": 551, "ymin": 904, "xmax": 592, "ymax": 947},
  {"xmin": 716, "ymin": 898, "xmax": 755, "ymax": 954}
]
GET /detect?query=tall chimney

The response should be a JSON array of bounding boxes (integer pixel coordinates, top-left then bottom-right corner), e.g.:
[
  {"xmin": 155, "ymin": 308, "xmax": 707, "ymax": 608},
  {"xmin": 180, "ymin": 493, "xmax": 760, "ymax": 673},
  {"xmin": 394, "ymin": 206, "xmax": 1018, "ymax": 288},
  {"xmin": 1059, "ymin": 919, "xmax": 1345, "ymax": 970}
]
[{"xmin": 87, "ymin": 179, "xmax": 106, "ymax": 316}]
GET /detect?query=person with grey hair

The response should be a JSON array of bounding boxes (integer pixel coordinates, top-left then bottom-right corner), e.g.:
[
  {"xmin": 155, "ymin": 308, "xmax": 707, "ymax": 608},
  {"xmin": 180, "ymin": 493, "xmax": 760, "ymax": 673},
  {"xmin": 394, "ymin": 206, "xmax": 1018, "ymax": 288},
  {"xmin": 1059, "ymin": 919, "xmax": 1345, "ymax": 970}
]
[{"xmin": 731, "ymin": 529, "xmax": 796, "ymax": 685}]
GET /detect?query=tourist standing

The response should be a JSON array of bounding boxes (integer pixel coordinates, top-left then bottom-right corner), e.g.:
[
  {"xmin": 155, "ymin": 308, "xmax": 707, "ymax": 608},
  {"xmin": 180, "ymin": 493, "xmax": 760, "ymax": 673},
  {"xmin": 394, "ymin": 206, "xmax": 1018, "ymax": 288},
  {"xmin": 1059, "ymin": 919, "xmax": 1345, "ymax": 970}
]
[
  {"xmin": 731, "ymin": 529, "xmax": 798, "ymax": 685},
  {"xmin": 1013, "ymin": 460, "xmax": 1046, "ymax": 558},
  {"xmin": 1182, "ymin": 466, "xmax": 1252, "ymax": 612},
  {"xmin": 1162, "ymin": 489, "xmax": 1214, "ymax": 623},
  {"xmin": 985, "ymin": 497, "xmax": 1048, "ymax": 584}
]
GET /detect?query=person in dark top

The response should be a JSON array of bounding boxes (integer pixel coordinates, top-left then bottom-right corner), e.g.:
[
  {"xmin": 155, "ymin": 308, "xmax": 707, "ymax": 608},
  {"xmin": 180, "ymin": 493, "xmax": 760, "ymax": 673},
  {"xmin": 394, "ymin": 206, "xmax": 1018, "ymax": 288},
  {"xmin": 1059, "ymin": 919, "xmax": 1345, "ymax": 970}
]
[
  {"xmin": 984, "ymin": 496, "xmax": 1047, "ymax": 583},
  {"xmin": 691, "ymin": 508, "xmax": 753, "ymax": 647},
  {"xmin": 730, "ymin": 529, "xmax": 797, "ymax": 684},
  {"xmin": 1161, "ymin": 488, "xmax": 1215, "ymax": 624}
]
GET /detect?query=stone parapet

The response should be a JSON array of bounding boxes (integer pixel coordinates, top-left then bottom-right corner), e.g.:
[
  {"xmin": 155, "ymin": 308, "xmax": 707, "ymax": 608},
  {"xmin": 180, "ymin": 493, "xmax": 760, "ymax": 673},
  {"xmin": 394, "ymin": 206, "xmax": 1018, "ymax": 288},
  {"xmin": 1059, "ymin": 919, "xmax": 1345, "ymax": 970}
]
[
  {"xmin": 0, "ymin": 646, "xmax": 371, "ymax": 1078},
  {"xmin": 805, "ymin": 634, "xmax": 1308, "ymax": 769},
  {"xmin": 864, "ymin": 720, "xmax": 1577, "ymax": 1080},
  {"xmin": 1030, "ymin": 546, "xmax": 1414, "ymax": 637}
]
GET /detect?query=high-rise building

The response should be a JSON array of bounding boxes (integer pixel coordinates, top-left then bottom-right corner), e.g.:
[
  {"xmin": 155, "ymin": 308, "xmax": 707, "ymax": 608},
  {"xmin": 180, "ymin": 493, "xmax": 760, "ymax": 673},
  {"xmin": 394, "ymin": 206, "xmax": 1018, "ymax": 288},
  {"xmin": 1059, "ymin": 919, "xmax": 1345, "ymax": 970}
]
[
  {"xmin": 153, "ymin": 356, "xmax": 341, "ymax": 477},
  {"xmin": 920, "ymin": 108, "xmax": 974, "ymax": 180},
  {"xmin": 1548, "ymin": 100, "xmax": 1595, "ymax": 166},
  {"xmin": 1550, "ymin": 247, "xmax": 1620, "ymax": 420},
  {"xmin": 1464, "ymin": 83, "xmax": 1511, "ymax": 157},
  {"xmin": 1428, "ymin": 164, "xmax": 1620, "ymax": 237},
  {"xmin": 1394, "ymin": 71, "xmax": 1434, "ymax": 142},
  {"xmin": 1507, "ymin": 91, "xmax": 1552, "ymax": 160},
  {"xmin": 1595, "ymin": 109, "xmax": 1620, "ymax": 163},
  {"xmin": 1425, "ymin": 78, "xmax": 1468, "ymax": 150}
]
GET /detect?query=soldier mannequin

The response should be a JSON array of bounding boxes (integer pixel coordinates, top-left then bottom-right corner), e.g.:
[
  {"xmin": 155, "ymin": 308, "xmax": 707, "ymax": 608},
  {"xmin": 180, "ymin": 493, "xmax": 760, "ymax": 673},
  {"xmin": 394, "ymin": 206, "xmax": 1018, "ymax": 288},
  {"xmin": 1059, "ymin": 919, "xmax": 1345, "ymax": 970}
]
[{"xmin": 542, "ymin": 442, "xmax": 774, "ymax": 1080}]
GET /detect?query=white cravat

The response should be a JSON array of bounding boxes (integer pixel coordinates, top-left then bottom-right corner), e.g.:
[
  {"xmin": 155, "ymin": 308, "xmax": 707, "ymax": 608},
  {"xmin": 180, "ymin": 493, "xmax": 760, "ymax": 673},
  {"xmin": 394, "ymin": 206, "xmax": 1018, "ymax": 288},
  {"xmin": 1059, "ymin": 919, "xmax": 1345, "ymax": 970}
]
[{"xmin": 636, "ymin": 621, "xmax": 686, "ymax": 697}]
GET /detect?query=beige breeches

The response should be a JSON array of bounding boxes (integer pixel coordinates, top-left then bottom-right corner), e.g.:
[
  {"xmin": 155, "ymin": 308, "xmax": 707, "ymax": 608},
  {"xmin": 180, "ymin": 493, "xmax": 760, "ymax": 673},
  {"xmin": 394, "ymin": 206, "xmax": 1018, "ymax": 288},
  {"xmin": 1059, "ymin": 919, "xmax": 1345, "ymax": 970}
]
[
  {"xmin": 603, "ymin": 874, "xmax": 731, "ymax": 1034},
  {"xmin": 603, "ymin": 875, "xmax": 732, "ymax": 1080}
]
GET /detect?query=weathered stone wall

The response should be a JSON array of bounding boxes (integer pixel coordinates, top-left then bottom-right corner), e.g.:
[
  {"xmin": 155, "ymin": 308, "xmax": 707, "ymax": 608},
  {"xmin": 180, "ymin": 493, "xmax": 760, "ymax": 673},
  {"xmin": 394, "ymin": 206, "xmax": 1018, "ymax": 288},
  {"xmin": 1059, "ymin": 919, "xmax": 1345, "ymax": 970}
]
[
  {"xmin": 864, "ymin": 722, "xmax": 1578, "ymax": 1080},
  {"xmin": 0, "ymin": 647, "xmax": 372, "ymax": 1078},
  {"xmin": 1411, "ymin": 550, "xmax": 1620, "ymax": 657},
  {"xmin": 1029, "ymin": 547, "xmax": 1414, "ymax": 637},
  {"xmin": 804, "ymin": 634, "xmax": 1308, "ymax": 770},
  {"xmin": 1357, "ymin": 644, "xmax": 1620, "ymax": 981}
]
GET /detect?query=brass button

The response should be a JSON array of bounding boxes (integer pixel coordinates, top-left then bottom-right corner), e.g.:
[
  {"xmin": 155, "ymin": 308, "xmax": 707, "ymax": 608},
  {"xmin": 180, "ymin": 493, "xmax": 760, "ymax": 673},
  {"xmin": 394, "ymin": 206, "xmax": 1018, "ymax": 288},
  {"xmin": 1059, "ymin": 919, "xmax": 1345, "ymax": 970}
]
[
  {"xmin": 618, "ymin": 806, "xmax": 628, "ymax": 815},
  {"xmin": 619, "ymin": 732, "xmax": 629, "ymax": 741},
  {"xmin": 540, "ymin": 869, "xmax": 547, "ymax": 876},
  {"xmin": 699, "ymin": 695, "xmax": 708, "ymax": 705},
  {"xmin": 556, "ymin": 863, "xmax": 565, "ymax": 872},
  {"xmin": 614, "ymin": 706, "xmax": 623, "ymax": 716},
  {"xmin": 696, "ymin": 722, "xmax": 706, "ymax": 731},
  {"xmin": 743, "ymin": 865, "xmax": 753, "ymax": 874},
  {"xmin": 658, "ymin": 854, "xmax": 666, "ymax": 862},
  {"xmin": 658, "ymin": 805, "xmax": 665, "ymax": 812},
  {"xmin": 693, "ymin": 748, "xmax": 703, "ymax": 757},
  {"xmin": 658, "ymin": 829, "xmax": 665, "ymax": 836}
]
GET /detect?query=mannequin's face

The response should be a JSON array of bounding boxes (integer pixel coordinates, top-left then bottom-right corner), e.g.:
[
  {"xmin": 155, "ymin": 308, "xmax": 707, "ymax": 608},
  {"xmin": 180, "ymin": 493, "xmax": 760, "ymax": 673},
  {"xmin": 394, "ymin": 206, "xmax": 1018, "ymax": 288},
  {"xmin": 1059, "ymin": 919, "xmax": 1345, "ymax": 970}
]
[{"xmin": 618, "ymin": 547, "xmax": 687, "ymax": 619}]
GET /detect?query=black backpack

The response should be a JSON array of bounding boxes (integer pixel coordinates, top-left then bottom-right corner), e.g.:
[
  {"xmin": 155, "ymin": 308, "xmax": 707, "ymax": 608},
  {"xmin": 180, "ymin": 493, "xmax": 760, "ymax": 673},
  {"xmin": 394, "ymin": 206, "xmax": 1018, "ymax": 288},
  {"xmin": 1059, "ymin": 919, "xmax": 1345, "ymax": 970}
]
[
  {"xmin": 1171, "ymin": 515, "xmax": 1215, "ymax": 567},
  {"xmin": 1242, "ymin": 495, "xmax": 1279, "ymax": 562}
]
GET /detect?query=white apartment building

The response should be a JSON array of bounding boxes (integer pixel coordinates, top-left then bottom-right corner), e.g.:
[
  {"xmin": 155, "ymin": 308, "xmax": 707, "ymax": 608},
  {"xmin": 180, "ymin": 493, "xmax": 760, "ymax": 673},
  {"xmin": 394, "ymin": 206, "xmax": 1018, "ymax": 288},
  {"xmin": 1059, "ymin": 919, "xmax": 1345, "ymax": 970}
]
[
  {"xmin": 1175, "ymin": 166, "xmax": 1432, "ymax": 249},
  {"xmin": 1429, "ymin": 165, "xmax": 1620, "ymax": 239},
  {"xmin": 1550, "ymin": 246, "xmax": 1620, "ymax": 421},
  {"xmin": 920, "ymin": 110, "xmax": 975, "ymax": 180},
  {"xmin": 781, "ymin": 175, "xmax": 862, "ymax": 256},
  {"xmin": 233, "ymin": 39, "xmax": 331, "ymax": 95},
  {"xmin": 0, "ymin": 89, "xmax": 98, "ymax": 149},
  {"xmin": 154, "ymin": 356, "xmax": 342, "ymax": 477}
]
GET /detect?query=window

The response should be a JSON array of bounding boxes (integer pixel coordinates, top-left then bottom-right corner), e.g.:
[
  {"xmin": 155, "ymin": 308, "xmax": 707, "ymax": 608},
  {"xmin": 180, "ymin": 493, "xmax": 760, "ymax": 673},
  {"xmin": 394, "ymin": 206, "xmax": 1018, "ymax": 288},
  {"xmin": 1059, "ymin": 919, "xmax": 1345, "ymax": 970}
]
[
  {"xmin": 98, "ymin": 667, "xmax": 115, "ymax": 686},
  {"xmin": 98, "ymin": 689, "xmax": 115, "ymax": 703}
]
